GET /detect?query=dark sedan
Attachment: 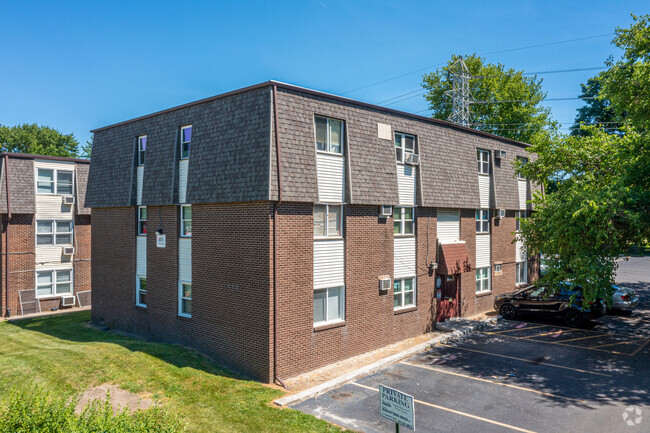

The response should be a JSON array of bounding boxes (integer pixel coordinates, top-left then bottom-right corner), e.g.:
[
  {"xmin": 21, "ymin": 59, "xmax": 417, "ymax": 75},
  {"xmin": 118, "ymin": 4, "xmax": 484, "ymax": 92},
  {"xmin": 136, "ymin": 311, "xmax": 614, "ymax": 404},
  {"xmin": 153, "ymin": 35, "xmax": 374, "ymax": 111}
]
[{"xmin": 494, "ymin": 285, "xmax": 606, "ymax": 327}]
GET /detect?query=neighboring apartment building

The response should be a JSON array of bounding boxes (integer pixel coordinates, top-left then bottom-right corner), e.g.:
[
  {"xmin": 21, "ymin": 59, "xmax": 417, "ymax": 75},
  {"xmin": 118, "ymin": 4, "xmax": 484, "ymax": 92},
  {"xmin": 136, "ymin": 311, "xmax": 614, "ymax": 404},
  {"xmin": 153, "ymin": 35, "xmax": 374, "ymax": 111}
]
[
  {"xmin": 86, "ymin": 81, "xmax": 540, "ymax": 383},
  {"xmin": 0, "ymin": 153, "xmax": 91, "ymax": 317}
]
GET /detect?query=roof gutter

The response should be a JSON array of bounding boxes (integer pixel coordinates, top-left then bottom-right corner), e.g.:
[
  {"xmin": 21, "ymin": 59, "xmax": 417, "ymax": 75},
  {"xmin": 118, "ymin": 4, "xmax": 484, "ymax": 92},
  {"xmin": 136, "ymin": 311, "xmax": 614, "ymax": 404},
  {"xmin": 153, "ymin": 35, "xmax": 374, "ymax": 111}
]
[
  {"xmin": 271, "ymin": 85, "xmax": 287, "ymax": 389},
  {"xmin": 4, "ymin": 155, "xmax": 11, "ymax": 317}
]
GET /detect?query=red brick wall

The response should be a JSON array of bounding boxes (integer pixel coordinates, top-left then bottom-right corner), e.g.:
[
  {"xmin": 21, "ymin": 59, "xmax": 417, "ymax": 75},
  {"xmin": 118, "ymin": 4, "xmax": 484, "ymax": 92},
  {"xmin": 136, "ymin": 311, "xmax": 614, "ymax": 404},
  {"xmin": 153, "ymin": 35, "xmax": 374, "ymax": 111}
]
[
  {"xmin": 1, "ymin": 214, "xmax": 35, "ymax": 316},
  {"xmin": 74, "ymin": 214, "xmax": 92, "ymax": 294},
  {"xmin": 275, "ymin": 204, "xmax": 437, "ymax": 379}
]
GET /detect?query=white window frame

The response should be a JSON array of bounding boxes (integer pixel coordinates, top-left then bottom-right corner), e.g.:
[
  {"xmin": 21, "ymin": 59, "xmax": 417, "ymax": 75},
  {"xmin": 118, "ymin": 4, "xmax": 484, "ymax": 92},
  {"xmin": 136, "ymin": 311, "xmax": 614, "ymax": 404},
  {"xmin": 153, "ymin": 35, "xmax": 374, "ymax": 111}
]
[
  {"xmin": 138, "ymin": 206, "xmax": 147, "ymax": 236},
  {"xmin": 180, "ymin": 125, "xmax": 191, "ymax": 160},
  {"xmin": 313, "ymin": 204, "xmax": 343, "ymax": 239},
  {"xmin": 393, "ymin": 277, "xmax": 416, "ymax": 310},
  {"xmin": 395, "ymin": 132, "xmax": 416, "ymax": 163},
  {"xmin": 35, "ymin": 168, "xmax": 74, "ymax": 196},
  {"xmin": 313, "ymin": 286, "xmax": 345, "ymax": 326},
  {"xmin": 393, "ymin": 206, "xmax": 414, "ymax": 236},
  {"xmin": 516, "ymin": 261, "xmax": 528, "ymax": 285},
  {"xmin": 517, "ymin": 156, "xmax": 528, "ymax": 180},
  {"xmin": 136, "ymin": 275, "xmax": 147, "ymax": 307},
  {"xmin": 35, "ymin": 269, "xmax": 73, "ymax": 299},
  {"xmin": 314, "ymin": 116, "xmax": 344, "ymax": 155},
  {"xmin": 477, "ymin": 149, "xmax": 490, "ymax": 175},
  {"xmin": 476, "ymin": 209, "xmax": 490, "ymax": 233},
  {"xmin": 36, "ymin": 220, "xmax": 74, "ymax": 246},
  {"xmin": 138, "ymin": 135, "xmax": 147, "ymax": 166},
  {"xmin": 178, "ymin": 281, "xmax": 192, "ymax": 318},
  {"xmin": 180, "ymin": 205, "xmax": 191, "ymax": 237},
  {"xmin": 476, "ymin": 267, "xmax": 491, "ymax": 293},
  {"xmin": 515, "ymin": 210, "xmax": 527, "ymax": 231}
]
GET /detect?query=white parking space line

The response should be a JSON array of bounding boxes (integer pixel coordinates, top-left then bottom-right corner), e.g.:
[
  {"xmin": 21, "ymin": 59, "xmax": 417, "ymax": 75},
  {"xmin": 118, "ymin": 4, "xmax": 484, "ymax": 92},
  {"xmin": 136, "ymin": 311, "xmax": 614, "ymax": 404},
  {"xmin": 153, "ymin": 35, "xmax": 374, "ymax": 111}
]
[
  {"xmin": 351, "ymin": 382, "xmax": 539, "ymax": 433},
  {"xmin": 399, "ymin": 361, "xmax": 587, "ymax": 403}
]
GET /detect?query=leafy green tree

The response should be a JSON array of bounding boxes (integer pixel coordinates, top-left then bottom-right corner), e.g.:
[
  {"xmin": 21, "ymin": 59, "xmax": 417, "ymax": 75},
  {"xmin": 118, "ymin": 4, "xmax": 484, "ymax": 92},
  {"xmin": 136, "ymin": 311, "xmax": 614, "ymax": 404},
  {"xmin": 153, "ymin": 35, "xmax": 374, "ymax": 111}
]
[
  {"xmin": 421, "ymin": 54, "xmax": 557, "ymax": 144},
  {"xmin": 0, "ymin": 123, "xmax": 79, "ymax": 157},
  {"xmin": 81, "ymin": 135, "xmax": 93, "ymax": 158},
  {"xmin": 600, "ymin": 14, "xmax": 650, "ymax": 130},
  {"xmin": 570, "ymin": 72, "xmax": 624, "ymax": 136}
]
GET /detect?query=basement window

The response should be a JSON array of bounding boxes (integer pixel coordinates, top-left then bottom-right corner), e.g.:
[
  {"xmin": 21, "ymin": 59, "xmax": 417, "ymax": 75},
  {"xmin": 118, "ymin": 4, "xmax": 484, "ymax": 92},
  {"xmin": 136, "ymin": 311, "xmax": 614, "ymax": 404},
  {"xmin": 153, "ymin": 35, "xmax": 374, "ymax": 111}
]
[
  {"xmin": 180, "ymin": 125, "xmax": 192, "ymax": 159},
  {"xmin": 314, "ymin": 286, "xmax": 345, "ymax": 326},
  {"xmin": 36, "ymin": 269, "xmax": 73, "ymax": 298},
  {"xmin": 315, "ymin": 116, "xmax": 344, "ymax": 155},
  {"xmin": 394, "ymin": 278, "xmax": 416, "ymax": 309},
  {"xmin": 314, "ymin": 204, "xmax": 342, "ymax": 238}
]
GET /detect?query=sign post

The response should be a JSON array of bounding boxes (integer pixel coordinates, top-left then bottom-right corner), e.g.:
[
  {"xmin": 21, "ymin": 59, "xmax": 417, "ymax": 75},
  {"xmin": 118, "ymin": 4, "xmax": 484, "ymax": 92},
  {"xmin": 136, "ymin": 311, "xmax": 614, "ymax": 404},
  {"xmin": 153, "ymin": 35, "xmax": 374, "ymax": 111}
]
[{"xmin": 379, "ymin": 384, "xmax": 415, "ymax": 431}]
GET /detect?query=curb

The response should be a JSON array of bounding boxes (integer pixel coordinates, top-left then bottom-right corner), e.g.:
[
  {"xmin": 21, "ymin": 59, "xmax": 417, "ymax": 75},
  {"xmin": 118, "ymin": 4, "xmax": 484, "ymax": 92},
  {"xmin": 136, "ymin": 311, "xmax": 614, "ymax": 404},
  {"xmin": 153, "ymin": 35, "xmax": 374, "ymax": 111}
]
[{"xmin": 274, "ymin": 316, "xmax": 500, "ymax": 407}]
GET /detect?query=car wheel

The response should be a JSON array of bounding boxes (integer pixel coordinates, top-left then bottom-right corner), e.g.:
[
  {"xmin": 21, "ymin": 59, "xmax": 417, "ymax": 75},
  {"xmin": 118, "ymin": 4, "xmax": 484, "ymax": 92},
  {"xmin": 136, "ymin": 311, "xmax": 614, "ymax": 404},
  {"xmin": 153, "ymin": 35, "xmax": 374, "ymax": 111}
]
[
  {"xmin": 500, "ymin": 304, "xmax": 517, "ymax": 320},
  {"xmin": 563, "ymin": 310, "xmax": 583, "ymax": 327}
]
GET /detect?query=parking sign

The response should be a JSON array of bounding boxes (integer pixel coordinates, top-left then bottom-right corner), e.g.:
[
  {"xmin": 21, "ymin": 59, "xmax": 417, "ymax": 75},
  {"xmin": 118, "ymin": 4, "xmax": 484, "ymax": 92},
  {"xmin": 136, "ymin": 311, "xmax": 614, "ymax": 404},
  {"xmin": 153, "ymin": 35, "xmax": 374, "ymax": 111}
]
[{"xmin": 379, "ymin": 384, "xmax": 415, "ymax": 430}]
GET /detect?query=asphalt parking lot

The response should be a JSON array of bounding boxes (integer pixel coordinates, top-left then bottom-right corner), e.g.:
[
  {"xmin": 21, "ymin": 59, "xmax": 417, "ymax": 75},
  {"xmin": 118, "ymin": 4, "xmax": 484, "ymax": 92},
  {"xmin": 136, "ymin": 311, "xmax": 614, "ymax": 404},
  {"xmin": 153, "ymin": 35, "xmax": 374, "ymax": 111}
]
[{"xmin": 291, "ymin": 257, "xmax": 650, "ymax": 432}]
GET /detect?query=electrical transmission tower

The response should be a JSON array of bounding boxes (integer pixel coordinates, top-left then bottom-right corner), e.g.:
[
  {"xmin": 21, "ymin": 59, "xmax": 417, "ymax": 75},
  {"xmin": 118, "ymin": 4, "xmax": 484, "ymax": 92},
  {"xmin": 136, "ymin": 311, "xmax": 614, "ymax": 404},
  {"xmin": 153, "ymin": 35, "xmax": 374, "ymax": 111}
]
[{"xmin": 445, "ymin": 56, "xmax": 472, "ymax": 127}]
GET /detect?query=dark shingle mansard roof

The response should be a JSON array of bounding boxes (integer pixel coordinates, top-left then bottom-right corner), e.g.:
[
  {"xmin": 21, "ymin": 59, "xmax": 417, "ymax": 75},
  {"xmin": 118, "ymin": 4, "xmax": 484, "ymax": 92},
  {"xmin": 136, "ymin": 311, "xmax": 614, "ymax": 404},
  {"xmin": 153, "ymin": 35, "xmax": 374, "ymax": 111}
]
[{"xmin": 87, "ymin": 81, "xmax": 535, "ymax": 210}]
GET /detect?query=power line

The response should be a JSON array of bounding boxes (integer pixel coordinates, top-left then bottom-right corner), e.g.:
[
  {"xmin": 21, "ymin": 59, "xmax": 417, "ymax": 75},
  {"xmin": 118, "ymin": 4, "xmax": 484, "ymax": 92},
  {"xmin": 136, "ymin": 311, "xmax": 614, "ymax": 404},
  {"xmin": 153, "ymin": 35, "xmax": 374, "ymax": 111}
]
[
  {"xmin": 471, "ymin": 96, "xmax": 595, "ymax": 104},
  {"xmin": 343, "ymin": 32, "xmax": 614, "ymax": 95}
]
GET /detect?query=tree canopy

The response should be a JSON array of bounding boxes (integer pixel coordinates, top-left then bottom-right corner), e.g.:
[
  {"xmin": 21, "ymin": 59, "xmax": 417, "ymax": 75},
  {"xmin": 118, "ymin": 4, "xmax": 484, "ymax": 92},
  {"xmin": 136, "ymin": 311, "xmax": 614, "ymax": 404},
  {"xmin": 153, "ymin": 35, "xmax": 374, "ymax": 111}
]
[
  {"xmin": 570, "ymin": 71, "xmax": 624, "ymax": 136},
  {"xmin": 0, "ymin": 123, "xmax": 79, "ymax": 158},
  {"xmin": 421, "ymin": 54, "xmax": 557, "ymax": 144}
]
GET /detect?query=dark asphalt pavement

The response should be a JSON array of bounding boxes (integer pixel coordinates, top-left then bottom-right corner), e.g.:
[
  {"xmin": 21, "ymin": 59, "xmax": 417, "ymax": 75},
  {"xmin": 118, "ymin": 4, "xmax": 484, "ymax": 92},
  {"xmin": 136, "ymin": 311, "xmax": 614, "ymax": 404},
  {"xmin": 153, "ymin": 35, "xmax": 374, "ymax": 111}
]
[{"xmin": 291, "ymin": 257, "xmax": 650, "ymax": 432}]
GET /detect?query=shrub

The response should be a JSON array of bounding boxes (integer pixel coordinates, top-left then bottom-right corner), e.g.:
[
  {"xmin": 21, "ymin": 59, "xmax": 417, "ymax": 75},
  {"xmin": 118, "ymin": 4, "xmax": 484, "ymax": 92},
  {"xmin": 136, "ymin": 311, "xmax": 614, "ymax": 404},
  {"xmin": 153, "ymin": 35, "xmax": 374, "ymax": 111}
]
[{"xmin": 0, "ymin": 387, "xmax": 184, "ymax": 433}]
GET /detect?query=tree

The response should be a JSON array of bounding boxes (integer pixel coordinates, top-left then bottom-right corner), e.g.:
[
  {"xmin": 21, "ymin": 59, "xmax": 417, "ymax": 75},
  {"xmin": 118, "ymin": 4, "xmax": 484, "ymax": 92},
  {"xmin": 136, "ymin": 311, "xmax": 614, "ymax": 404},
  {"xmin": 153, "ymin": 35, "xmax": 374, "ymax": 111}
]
[
  {"xmin": 421, "ymin": 54, "xmax": 557, "ymax": 144},
  {"xmin": 570, "ymin": 71, "xmax": 624, "ymax": 136},
  {"xmin": 81, "ymin": 135, "xmax": 93, "ymax": 158},
  {"xmin": 600, "ymin": 14, "xmax": 650, "ymax": 130},
  {"xmin": 0, "ymin": 123, "xmax": 79, "ymax": 157}
]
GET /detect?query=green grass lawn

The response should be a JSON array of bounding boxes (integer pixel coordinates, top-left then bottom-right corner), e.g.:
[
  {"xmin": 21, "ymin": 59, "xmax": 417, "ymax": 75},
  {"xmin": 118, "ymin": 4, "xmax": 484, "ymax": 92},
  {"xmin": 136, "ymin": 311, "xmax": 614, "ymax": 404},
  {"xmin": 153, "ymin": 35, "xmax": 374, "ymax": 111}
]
[{"xmin": 0, "ymin": 311, "xmax": 340, "ymax": 432}]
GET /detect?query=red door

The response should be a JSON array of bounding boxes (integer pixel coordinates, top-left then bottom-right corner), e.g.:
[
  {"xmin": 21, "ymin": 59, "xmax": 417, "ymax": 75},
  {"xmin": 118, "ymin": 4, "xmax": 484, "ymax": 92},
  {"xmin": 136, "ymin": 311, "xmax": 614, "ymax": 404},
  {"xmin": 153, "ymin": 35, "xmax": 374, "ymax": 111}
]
[{"xmin": 436, "ymin": 274, "xmax": 459, "ymax": 322}]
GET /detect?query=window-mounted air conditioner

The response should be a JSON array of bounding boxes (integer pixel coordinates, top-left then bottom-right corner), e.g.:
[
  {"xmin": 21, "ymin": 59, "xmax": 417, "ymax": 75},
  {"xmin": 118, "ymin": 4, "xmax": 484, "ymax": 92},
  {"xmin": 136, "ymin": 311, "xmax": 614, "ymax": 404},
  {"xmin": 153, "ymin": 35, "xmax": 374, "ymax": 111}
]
[
  {"xmin": 496, "ymin": 150, "xmax": 507, "ymax": 159},
  {"xmin": 379, "ymin": 277, "xmax": 391, "ymax": 291},
  {"xmin": 496, "ymin": 209, "xmax": 506, "ymax": 219},
  {"xmin": 406, "ymin": 153, "xmax": 420, "ymax": 165},
  {"xmin": 379, "ymin": 205, "xmax": 393, "ymax": 218},
  {"xmin": 62, "ymin": 246, "xmax": 74, "ymax": 255},
  {"xmin": 63, "ymin": 196, "xmax": 75, "ymax": 205},
  {"xmin": 61, "ymin": 296, "xmax": 75, "ymax": 307}
]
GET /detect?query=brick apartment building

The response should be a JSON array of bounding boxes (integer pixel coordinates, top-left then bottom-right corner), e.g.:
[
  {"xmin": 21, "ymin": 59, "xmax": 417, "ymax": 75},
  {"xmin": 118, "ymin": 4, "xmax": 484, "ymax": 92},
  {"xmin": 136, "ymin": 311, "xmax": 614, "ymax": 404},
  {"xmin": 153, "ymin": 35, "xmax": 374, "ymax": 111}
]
[
  {"xmin": 1, "ymin": 153, "xmax": 91, "ymax": 317},
  {"xmin": 86, "ymin": 81, "xmax": 540, "ymax": 383}
]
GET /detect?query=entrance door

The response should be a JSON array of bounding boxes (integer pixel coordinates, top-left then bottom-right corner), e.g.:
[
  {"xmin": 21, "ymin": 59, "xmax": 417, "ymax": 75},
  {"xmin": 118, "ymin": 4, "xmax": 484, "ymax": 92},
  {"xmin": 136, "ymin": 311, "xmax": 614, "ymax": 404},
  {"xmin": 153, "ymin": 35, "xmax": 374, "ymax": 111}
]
[{"xmin": 436, "ymin": 273, "xmax": 459, "ymax": 322}]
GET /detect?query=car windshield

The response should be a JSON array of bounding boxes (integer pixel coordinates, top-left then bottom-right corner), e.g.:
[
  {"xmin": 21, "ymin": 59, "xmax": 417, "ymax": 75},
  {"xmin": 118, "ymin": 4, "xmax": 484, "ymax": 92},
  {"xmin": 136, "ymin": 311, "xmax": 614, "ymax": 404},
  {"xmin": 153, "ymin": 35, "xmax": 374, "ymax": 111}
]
[{"xmin": 528, "ymin": 287, "xmax": 546, "ymax": 297}]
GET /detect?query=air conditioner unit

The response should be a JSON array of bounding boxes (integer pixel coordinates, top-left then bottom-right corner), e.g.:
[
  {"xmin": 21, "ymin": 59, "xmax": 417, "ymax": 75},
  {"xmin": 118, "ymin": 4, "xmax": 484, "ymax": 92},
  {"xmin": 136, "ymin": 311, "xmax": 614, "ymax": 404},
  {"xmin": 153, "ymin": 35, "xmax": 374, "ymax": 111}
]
[
  {"xmin": 379, "ymin": 205, "xmax": 393, "ymax": 218},
  {"xmin": 62, "ymin": 246, "xmax": 74, "ymax": 255},
  {"xmin": 61, "ymin": 296, "xmax": 75, "ymax": 307},
  {"xmin": 498, "ymin": 209, "xmax": 506, "ymax": 219},
  {"xmin": 496, "ymin": 150, "xmax": 507, "ymax": 159},
  {"xmin": 63, "ymin": 196, "xmax": 75, "ymax": 205},
  {"xmin": 406, "ymin": 153, "xmax": 420, "ymax": 165},
  {"xmin": 379, "ymin": 277, "xmax": 391, "ymax": 291}
]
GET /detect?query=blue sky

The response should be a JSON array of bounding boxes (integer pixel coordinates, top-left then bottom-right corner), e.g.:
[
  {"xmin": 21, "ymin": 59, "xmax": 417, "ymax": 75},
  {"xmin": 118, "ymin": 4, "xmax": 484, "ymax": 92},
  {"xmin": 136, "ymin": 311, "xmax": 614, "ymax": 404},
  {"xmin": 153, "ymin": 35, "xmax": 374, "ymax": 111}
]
[{"xmin": 1, "ymin": 1, "xmax": 648, "ymax": 149}]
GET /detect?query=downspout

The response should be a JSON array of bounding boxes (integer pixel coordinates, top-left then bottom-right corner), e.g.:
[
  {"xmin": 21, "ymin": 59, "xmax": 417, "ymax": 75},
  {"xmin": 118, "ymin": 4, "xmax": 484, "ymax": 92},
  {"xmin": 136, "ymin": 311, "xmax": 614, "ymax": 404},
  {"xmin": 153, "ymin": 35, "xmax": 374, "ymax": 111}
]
[
  {"xmin": 272, "ymin": 84, "xmax": 287, "ymax": 389},
  {"xmin": 4, "ymin": 155, "xmax": 11, "ymax": 317}
]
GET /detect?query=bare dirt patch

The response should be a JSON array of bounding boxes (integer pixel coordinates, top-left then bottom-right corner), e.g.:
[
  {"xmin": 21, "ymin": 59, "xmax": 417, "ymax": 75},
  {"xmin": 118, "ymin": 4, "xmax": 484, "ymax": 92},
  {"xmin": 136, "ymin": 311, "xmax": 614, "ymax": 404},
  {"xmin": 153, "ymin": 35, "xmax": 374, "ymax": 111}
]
[{"xmin": 75, "ymin": 384, "xmax": 153, "ymax": 414}]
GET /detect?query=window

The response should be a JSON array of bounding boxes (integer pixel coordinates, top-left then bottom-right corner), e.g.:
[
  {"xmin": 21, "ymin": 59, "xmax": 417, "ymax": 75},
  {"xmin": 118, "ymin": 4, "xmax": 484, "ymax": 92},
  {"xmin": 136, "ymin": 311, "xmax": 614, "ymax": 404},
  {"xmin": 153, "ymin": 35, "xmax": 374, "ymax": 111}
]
[
  {"xmin": 395, "ymin": 133, "xmax": 415, "ymax": 163},
  {"xmin": 36, "ymin": 220, "xmax": 73, "ymax": 245},
  {"xmin": 180, "ymin": 205, "xmax": 192, "ymax": 237},
  {"xmin": 36, "ymin": 169, "xmax": 73, "ymax": 195},
  {"xmin": 138, "ymin": 206, "xmax": 147, "ymax": 235},
  {"xmin": 136, "ymin": 276, "xmax": 147, "ymax": 307},
  {"xmin": 515, "ymin": 210, "xmax": 527, "ymax": 231},
  {"xmin": 516, "ymin": 262, "xmax": 528, "ymax": 284},
  {"xmin": 180, "ymin": 125, "xmax": 192, "ymax": 159},
  {"xmin": 517, "ymin": 156, "xmax": 528, "ymax": 179},
  {"xmin": 179, "ymin": 282, "xmax": 191, "ymax": 317},
  {"xmin": 393, "ymin": 207, "xmax": 414, "ymax": 236},
  {"xmin": 476, "ymin": 267, "xmax": 491, "ymax": 293},
  {"xmin": 476, "ymin": 210, "xmax": 489, "ymax": 233},
  {"xmin": 495, "ymin": 264, "xmax": 502, "ymax": 274},
  {"xmin": 315, "ymin": 116, "xmax": 343, "ymax": 154},
  {"xmin": 313, "ymin": 204, "xmax": 342, "ymax": 238},
  {"xmin": 314, "ymin": 286, "xmax": 344, "ymax": 325},
  {"xmin": 138, "ymin": 135, "xmax": 147, "ymax": 166},
  {"xmin": 394, "ymin": 278, "xmax": 416, "ymax": 309},
  {"xmin": 477, "ymin": 149, "xmax": 490, "ymax": 174},
  {"xmin": 36, "ymin": 269, "xmax": 72, "ymax": 298}
]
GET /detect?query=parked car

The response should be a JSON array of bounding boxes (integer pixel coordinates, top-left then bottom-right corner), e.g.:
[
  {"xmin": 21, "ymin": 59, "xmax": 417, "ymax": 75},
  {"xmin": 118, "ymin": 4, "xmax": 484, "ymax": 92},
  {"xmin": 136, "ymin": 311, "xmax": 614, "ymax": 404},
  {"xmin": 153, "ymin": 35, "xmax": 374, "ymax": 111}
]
[
  {"xmin": 494, "ymin": 285, "xmax": 606, "ymax": 327},
  {"xmin": 609, "ymin": 285, "xmax": 639, "ymax": 312}
]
